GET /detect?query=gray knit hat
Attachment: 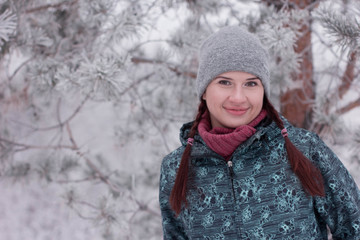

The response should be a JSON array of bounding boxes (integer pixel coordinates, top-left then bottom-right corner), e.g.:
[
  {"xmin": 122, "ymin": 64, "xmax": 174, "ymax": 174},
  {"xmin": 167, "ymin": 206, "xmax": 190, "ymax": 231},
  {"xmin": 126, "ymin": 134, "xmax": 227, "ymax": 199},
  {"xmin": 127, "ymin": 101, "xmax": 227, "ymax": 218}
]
[{"xmin": 196, "ymin": 26, "xmax": 270, "ymax": 98}]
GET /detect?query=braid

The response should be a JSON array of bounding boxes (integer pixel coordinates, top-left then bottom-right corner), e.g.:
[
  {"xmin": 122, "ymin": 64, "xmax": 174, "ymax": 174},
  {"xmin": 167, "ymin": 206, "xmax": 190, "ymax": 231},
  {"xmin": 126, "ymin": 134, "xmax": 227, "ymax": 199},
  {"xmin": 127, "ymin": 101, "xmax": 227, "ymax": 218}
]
[
  {"xmin": 263, "ymin": 95, "xmax": 325, "ymax": 197},
  {"xmin": 170, "ymin": 99, "xmax": 207, "ymax": 215}
]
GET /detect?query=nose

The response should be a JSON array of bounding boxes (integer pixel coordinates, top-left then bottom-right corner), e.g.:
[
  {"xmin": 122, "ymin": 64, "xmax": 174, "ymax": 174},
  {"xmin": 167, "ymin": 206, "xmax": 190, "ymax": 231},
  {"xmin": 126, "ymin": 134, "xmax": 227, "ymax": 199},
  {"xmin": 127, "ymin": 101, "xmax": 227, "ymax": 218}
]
[{"xmin": 228, "ymin": 86, "xmax": 246, "ymax": 103}]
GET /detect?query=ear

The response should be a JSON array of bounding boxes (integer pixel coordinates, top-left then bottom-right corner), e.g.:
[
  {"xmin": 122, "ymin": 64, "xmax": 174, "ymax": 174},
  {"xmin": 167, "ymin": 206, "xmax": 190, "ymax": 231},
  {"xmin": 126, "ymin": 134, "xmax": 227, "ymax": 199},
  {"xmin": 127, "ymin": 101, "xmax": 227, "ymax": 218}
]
[{"xmin": 202, "ymin": 91, "xmax": 206, "ymax": 100}]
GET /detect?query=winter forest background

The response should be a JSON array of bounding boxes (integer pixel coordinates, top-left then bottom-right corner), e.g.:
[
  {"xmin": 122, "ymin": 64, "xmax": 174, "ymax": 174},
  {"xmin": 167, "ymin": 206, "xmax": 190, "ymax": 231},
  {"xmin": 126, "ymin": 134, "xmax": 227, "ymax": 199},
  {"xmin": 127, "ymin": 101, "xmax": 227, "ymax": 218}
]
[{"xmin": 0, "ymin": 0, "xmax": 359, "ymax": 239}]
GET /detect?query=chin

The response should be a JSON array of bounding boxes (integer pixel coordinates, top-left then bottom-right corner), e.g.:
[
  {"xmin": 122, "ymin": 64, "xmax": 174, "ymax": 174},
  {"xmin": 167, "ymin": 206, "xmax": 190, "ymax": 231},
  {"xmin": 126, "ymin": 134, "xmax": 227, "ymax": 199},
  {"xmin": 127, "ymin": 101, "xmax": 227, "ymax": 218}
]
[{"xmin": 223, "ymin": 122, "xmax": 246, "ymax": 129}]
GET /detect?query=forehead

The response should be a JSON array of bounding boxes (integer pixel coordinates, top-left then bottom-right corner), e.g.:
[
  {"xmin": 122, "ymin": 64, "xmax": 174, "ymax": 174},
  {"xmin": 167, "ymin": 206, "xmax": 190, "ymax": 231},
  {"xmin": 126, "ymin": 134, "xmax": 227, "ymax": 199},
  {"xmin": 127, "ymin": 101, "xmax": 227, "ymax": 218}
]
[{"xmin": 214, "ymin": 71, "xmax": 258, "ymax": 80}]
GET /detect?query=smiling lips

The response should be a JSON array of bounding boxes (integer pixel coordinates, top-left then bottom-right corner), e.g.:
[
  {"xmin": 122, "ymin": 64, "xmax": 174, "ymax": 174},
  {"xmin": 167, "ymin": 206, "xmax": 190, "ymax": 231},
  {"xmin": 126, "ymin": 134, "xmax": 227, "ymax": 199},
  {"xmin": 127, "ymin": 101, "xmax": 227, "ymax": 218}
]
[{"xmin": 224, "ymin": 107, "xmax": 248, "ymax": 116}]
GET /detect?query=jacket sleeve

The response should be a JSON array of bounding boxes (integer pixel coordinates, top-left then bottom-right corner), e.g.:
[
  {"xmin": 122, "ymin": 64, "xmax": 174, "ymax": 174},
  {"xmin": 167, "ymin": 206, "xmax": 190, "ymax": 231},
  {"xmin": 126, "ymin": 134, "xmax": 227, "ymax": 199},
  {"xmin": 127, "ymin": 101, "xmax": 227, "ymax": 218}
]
[
  {"xmin": 159, "ymin": 153, "xmax": 188, "ymax": 240},
  {"xmin": 311, "ymin": 134, "xmax": 360, "ymax": 239}
]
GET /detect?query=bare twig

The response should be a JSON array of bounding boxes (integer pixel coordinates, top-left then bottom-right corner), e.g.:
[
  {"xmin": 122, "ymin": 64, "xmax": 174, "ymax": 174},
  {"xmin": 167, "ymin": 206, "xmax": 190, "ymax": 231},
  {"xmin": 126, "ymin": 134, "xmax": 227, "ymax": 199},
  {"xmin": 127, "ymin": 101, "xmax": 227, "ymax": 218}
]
[
  {"xmin": 338, "ymin": 51, "xmax": 357, "ymax": 99},
  {"xmin": 56, "ymin": 175, "xmax": 98, "ymax": 184},
  {"xmin": 7, "ymin": 56, "xmax": 35, "ymax": 82},
  {"xmin": 119, "ymin": 73, "xmax": 155, "ymax": 96},
  {"xmin": 10, "ymin": 94, "xmax": 90, "ymax": 132},
  {"xmin": 0, "ymin": 137, "xmax": 77, "ymax": 150},
  {"xmin": 133, "ymin": 89, "xmax": 171, "ymax": 153},
  {"xmin": 25, "ymin": 0, "xmax": 79, "ymax": 14},
  {"xmin": 336, "ymin": 97, "xmax": 360, "ymax": 115},
  {"xmin": 131, "ymin": 57, "xmax": 196, "ymax": 78}
]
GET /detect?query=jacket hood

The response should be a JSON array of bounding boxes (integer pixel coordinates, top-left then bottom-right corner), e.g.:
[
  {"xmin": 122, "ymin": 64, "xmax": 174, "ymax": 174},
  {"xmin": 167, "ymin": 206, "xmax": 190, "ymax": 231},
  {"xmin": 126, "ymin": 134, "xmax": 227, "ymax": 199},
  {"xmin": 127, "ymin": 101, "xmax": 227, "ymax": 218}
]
[{"xmin": 179, "ymin": 121, "xmax": 194, "ymax": 146}]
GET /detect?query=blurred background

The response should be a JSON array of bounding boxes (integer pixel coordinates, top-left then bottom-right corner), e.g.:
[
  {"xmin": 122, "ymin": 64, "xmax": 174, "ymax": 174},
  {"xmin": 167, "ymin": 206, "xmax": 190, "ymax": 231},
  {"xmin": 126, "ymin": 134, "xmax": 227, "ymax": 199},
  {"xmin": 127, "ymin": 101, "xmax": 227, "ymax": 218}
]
[{"xmin": 0, "ymin": 0, "xmax": 359, "ymax": 239}]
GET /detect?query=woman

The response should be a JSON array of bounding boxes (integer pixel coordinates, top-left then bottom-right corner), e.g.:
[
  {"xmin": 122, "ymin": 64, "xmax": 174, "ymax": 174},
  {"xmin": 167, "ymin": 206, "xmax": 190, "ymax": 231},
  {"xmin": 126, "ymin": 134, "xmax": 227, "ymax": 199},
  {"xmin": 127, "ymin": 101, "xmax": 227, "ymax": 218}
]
[{"xmin": 159, "ymin": 26, "xmax": 360, "ymax": 239}]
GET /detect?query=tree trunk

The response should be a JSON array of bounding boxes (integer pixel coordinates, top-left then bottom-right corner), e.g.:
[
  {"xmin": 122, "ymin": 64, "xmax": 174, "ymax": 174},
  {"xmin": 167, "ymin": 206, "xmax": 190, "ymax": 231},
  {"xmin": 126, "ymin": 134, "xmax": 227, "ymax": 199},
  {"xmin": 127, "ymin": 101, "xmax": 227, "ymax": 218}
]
[
  {"xmin": 263, "ymin": 0, "xmax": 317, "ymax": 128},
  {"xmin": 280, "ymin": 17, "xmax": 314, "ymax": 129}
]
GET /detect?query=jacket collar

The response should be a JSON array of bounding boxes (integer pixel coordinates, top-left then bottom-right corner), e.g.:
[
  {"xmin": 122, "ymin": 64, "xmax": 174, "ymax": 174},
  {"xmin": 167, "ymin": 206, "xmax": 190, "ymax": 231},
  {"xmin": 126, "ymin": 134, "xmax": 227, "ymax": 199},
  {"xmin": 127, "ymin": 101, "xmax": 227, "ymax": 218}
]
[{"xmin": 179, "ymin": 116, "xmax": 281, "ymax": 159}]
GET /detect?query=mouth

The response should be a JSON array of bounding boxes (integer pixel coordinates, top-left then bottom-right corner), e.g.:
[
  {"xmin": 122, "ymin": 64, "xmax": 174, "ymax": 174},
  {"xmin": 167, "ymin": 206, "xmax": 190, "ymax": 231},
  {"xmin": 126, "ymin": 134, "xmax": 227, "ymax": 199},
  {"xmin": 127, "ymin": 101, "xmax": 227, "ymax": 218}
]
[{"xmin": 224, "ymin": 107, "xmax": 248, "ymax": 116}]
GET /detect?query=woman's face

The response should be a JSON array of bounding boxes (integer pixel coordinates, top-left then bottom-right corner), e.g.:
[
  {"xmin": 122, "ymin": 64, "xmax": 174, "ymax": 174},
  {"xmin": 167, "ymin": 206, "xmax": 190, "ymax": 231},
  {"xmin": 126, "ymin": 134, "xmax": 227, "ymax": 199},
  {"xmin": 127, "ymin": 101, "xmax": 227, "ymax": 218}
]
[{"xmin": 202, "ymin": 71, "xmax": 264, "ymax": 129}]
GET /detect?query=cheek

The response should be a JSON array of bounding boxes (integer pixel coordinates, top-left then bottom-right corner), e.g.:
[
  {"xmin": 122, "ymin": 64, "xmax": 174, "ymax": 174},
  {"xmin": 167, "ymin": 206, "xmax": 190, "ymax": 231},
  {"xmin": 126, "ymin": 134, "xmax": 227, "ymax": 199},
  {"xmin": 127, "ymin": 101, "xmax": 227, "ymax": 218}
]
[
  {"xmin": 204, "ymin": 89, "xmax": 222, "ymax": 104},
  {"xmin": 257, "ymin": 98, "xmax": 264, "ymax": 109},
  {"xmin": 250, "ymin": 90, "xmax": 264, "ymax": 106}
]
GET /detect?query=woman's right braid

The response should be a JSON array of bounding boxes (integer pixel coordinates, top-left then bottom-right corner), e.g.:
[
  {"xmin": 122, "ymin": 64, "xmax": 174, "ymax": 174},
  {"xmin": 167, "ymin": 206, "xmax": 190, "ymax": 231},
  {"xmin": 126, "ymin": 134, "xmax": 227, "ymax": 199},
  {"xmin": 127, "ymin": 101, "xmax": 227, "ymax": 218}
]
[
  {"xmin": 170, "ymin": 100, "xmax": 207, "ymax": 215},
  {"xmin": 189, "ymin": 100, "xmax": 207, "ymax": 138}
]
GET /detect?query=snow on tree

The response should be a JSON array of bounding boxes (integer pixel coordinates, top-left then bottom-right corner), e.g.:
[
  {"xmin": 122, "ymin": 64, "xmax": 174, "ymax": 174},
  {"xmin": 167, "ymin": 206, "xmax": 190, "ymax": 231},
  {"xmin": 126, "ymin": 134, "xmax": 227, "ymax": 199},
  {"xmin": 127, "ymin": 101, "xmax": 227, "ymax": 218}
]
[{"xmin": 0, "ymin": 0, "xmax": 359, "ymax": 239}]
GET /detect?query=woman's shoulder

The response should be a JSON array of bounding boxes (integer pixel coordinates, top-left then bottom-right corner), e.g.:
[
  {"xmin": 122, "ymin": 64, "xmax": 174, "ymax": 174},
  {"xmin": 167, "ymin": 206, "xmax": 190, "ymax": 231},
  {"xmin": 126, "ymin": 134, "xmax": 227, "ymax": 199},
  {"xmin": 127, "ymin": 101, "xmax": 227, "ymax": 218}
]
[
  {"xmin": 262, "ymin": 117, "xmax": 318, "ymax": 143},
  {"xmin": 161, "ymin": 145, "xmax": 185, "ymax": 170},
  {"xmin": 280, "ymin": 117, "xmax": 319, "ymax": 143},
  {"xmin": 288, "ymin": 125, "xmax": 318, "ymax": 141},
  {"xmin": 159, "ymin": 146, "xmax": 185, "ymax": 190}
]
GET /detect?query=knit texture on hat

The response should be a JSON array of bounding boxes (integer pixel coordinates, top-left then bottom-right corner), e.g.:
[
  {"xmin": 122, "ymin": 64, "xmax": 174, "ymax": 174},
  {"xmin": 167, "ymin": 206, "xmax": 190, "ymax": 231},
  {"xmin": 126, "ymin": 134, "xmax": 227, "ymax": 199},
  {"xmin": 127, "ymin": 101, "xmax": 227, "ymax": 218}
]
[{"xmin": 196, "ymin": 26, "xmax": 270, "ymax": 98}]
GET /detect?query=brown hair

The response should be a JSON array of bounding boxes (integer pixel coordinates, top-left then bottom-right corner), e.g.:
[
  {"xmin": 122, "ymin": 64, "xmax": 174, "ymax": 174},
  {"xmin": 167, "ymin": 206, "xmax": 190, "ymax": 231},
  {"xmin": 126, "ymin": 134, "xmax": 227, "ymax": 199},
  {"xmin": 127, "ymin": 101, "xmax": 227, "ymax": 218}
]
[
  {"xmin": 170, "ymin": 95, "xmax": 325, "ymax": 215},
  {"xmin": 169, "ymin": 99, "xmax": 207, "ymax": 214}
]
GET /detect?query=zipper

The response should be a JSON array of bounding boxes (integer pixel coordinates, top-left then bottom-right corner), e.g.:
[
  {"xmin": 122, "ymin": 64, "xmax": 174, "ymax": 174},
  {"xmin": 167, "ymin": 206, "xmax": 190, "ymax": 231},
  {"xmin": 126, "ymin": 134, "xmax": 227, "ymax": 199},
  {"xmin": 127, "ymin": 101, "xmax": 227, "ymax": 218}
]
[{"xmin": 227, "ymin": 160, "xmax": 236, "ymax": 202}]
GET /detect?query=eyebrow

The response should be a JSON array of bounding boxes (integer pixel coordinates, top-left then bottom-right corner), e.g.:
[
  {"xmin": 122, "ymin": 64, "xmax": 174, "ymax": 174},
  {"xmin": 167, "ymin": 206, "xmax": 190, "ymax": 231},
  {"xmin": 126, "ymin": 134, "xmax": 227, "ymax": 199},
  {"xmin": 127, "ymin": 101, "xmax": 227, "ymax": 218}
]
[{"xmin": 214, "ymin": 76, "xmax": 260, "ymax": 81}]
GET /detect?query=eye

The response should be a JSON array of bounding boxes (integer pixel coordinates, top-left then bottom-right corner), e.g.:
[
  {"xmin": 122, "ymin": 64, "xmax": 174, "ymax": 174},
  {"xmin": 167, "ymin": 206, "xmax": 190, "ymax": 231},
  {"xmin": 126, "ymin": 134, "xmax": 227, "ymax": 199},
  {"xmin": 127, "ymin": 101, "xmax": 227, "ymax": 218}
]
[
  {"xmin": 244, "ymin": 81, "xmax": 259, "ymax": 87},
  {"xmin": 218, "ymin": 80, "xmax": 231, "ymax": 86}
]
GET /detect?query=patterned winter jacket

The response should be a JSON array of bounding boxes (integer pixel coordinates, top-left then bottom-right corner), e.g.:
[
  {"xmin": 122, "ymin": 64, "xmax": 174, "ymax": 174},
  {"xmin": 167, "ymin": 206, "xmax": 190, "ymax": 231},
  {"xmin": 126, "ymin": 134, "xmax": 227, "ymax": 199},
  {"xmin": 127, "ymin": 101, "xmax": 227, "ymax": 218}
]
[{"xmin": 159, "ymin": 117, "xmax": 360, "ymax": 240}]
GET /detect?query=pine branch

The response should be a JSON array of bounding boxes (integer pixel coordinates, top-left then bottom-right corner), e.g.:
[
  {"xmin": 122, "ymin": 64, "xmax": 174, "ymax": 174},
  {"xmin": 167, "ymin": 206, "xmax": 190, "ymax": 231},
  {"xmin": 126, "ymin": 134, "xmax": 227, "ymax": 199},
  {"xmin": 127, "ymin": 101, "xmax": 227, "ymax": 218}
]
[
  {"xmin": 315, "ymin": 6, "xmax": 360, "ymax": 50},
  {"xmin": 0, "ymin": 9, "xmax": 17, "ymax": 44}
]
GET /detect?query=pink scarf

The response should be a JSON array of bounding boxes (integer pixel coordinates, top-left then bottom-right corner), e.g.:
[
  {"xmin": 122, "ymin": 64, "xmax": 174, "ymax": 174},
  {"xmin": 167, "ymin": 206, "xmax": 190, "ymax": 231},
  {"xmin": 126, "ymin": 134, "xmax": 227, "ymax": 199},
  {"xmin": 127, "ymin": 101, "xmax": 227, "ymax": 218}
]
[{"xmin": 198, "ymin": 109, "xmax": 267, "ymax": 160}]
